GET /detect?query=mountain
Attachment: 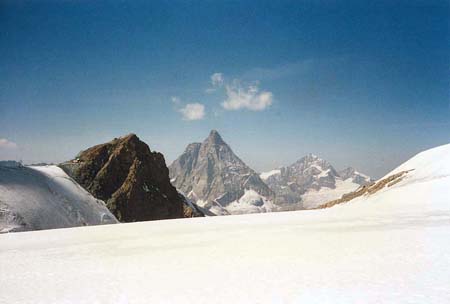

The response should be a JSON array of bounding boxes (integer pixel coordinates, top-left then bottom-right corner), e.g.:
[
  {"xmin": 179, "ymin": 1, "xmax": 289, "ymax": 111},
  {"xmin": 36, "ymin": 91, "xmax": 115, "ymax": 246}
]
[
  {"xmin": 318, "ymin": 143, "xmax": 450, "ymax": 212},
  {"xmin": 3, "ymin": 143, "xmax": 449, "ymax": 303},
  {"xmin": 261, "ymin": 154, "xmax": 371, "ymax": 209},
  {"xmin": 60, "ymin": 134, "xmax": 199, "ymax": 222},
  {"xmin": 0, "ymin": 161, "xmax": 118, "ymax": 233},
  {"xmin": 169, "ymin": 130, "xmax": 274, "ymax": 215},
  {"xmin": 338, "ymin": 167, "xmax": 372, "ymax": 185}
]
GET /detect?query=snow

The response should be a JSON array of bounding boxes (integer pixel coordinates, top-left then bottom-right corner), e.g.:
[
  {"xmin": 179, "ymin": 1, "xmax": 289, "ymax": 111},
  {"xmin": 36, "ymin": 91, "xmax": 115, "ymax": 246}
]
[
  {"xmin": 0, "ymin": 165, "xmax": 118, "ymax": 232},
  {"xmin": 259, "ymin": 169, "xmax": 281, "ymax": 180},
  {"xmin": 317, "ymin": 168, "xmax": 330, "ymax": 178},
  {"xmin": 354, "ymin": 170, "xmax": 369, "ymax": 179},
  {"xmin": 226, "ymin": 189, "xmax": 275, "ymax": 214},
  {"xmin": 1, "ymin": 144, "xmax": 450, "ymax": 303},
  {"xmin": 331, "ymin": 143, "xmax": 450, "ymax": 217},
  {"xmin": 301, "ymin": 179, "xmax": 361, "ymax": 209}
]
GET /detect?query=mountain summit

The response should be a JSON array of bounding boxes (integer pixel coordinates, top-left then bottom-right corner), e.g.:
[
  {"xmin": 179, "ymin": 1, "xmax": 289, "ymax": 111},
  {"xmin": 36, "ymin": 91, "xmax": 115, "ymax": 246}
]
[
  {"xmin": 206, "ymin": 129, "xmax": 225, "ymax": 145},
  {"xmin": 169, "ymin": 130, "xmax": 274, "ymax": 215}
]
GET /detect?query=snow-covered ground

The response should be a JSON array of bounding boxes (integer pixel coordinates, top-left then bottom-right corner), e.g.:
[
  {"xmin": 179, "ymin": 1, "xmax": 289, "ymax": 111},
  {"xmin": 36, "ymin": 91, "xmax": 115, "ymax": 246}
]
[
  {"xmin": 301, "ymin": 178, "xmax": 364, "ymax": 209},
  {"xmin": 260, "ymin": 169, "xmax": 281, "ymax": 180},
  {"xmin": 1, "ymin": 144, "xmax": 449, "ymax": 303},
  {"xmin": 0, "ymin": 164, "xmax": 118, "ymax": 232},
  {"xmin": 226, "ymin": 189, "xmax": 275, "ymax": 214}
]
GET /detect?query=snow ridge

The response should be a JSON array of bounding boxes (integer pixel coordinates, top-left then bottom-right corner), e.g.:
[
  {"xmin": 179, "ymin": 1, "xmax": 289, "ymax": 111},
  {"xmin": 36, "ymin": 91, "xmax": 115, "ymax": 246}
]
[{"xmin": 0, "ymin": 164, "xmax": 118, "ymax": 233}]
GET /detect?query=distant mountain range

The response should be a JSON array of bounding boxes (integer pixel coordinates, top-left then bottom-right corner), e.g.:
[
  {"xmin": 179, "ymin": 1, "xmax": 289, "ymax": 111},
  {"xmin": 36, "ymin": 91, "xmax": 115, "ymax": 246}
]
[
  {"xmin": 169, "ymin": 130, "xmax": 372, "ymax": 214},
  {"xmin": 261, "ymin": 154, "xmax": 372, "ymax": 210},
  {"xmin": 1, "ymin": 130, "xmax": 375, "ymax": 233}
]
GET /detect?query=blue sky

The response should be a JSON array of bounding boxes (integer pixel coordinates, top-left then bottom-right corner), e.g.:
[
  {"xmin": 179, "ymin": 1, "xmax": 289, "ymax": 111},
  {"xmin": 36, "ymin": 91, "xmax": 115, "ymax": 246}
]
[{"xmin": 1, "ymin": 0, "xmax": 449, "ymax": 178}]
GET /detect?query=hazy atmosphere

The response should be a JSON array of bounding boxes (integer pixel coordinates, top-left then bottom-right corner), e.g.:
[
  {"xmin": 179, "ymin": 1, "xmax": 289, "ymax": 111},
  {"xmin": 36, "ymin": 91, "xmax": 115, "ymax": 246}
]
[{"xmin": 1, "ymin": 0, "xmax": 449, "ymax": 178}]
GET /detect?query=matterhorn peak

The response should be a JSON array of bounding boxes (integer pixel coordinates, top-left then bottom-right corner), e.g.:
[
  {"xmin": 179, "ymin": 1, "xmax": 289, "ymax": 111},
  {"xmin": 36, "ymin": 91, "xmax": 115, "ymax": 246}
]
[
  {"xmin": 169, "ymin": 130, "xmax": 274, "ymax": 215},
  {"xmin": 205, "ymin": 129, "xmax": 225, "ymax": 145}
]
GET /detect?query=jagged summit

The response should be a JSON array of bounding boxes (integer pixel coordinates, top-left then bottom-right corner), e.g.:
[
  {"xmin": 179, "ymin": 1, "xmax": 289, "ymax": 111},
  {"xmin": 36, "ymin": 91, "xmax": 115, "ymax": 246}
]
[
  {"xmin": 169, "ymin": 131, "xmax": 273, "ymax": 215},
  {"xmin": 120, "ymin": 133, "xmax": 138, "ymax": 140},
  {"xmin": 261, "ymin": 153, "xmax": 371, "ymax": 210},
  {"xmin": 206, "ymin": 129, "xmax": 225, "ymax": 145}
]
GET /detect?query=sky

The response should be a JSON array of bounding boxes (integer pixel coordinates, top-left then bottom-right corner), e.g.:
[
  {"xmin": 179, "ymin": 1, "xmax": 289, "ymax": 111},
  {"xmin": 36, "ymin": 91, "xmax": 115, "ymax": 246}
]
[{"xmin": 1, "ymin": 0, "xmax": 449, "ymax": 178}]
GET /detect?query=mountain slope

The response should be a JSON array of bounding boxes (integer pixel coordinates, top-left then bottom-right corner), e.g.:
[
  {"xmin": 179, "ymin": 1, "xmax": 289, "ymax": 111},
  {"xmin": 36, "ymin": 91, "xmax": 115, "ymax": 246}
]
[
  {"xmin": 261, "ymin": 154, "xmax": 371, "ymax": 209},
  {"xmin": 1, "ymin": 144, "xmax": 449, "ymax": 303},
  {"xmin": 169, "ymin": 130, "xmax": 274, "ymax": 214},
  {"xmin": 60, "ymin": 134, "xmax": 193, "ymax": 222},
  {"xmin": 0, "ymin": 162, "xmax": 118, "ymax": 233},
  {"xmin": 318, "ymin": 143, "xmax": 450, "ymax": 214}
]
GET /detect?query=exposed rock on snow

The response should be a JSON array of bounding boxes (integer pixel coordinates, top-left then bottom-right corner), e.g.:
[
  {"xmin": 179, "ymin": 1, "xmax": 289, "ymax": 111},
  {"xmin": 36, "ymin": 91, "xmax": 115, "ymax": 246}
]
[
  {"xmin": 169, "ymin": 130, "xmax": 274, "ymax": 215},
  {"xmin": 319, "ymin": 143, "xmax": 450, "ymax": 213},
  {"xmin": 0, "ymin": 164, "xmax": 118, "ymax": 233},
  {"xmin": 60, "ymin": 134, "xmax": 188, "ymax": 222}
]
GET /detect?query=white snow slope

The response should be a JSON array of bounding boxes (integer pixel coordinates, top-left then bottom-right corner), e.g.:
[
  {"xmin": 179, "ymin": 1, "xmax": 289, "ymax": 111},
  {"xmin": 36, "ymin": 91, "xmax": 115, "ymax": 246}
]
[
  {"xmin": 0, "ymin": 163, "xmax": 118, "ymax": 232},
  {"xmin": 1, "ymin": 144, "xmax": 450, "ymax": 303}
]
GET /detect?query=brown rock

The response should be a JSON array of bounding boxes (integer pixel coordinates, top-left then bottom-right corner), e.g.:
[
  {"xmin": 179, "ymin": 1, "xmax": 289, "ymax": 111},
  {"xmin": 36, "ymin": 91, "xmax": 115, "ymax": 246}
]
[
  {"xmin": 59, "ymin": 134, "xmax": 189, "ymax": 222},
  {"xmin": 316, "ymin": 170, "xmax": 413, "ymax": 210}
]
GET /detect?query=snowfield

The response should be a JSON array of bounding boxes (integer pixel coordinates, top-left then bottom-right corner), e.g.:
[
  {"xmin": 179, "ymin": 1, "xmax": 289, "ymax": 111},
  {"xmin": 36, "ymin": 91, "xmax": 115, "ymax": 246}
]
[
  {"xmin": 1, "ymin": 144, "xmax": 450, "ymax": 303},
  {"xmin": 0, "ymin": 164, "xmax": 118, "ymax": 232},
  {"xmin": 301, "ymin": 178, "xmax": 365, "ymax": 209}
]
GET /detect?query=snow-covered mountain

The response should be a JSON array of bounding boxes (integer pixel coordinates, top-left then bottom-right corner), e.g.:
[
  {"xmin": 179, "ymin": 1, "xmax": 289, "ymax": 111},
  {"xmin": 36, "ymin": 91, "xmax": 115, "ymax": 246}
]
[
  {"xmin": 261, "ymin": 154, "xmax": 371, "ymax": 209},
  {"xmin": 2, "ymin": 143, "xmax": 448, "ymax": 303},
  {"xmin": 169, "ymin": 130, "xmax": 274, "ymax": 215},
  {"xmin": 318, "ymin": 143, "xmax": 450, "ymax": 214},
  {"xmin": 0, "ymin": 161, "xmax": 118, "ymax": 233}
]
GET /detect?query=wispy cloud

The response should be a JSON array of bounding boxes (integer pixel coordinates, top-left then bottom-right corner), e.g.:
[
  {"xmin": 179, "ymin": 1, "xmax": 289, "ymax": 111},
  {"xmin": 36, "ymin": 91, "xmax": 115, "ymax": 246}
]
[
  {"xmin": 0, "ymin": 138, "xmax": 18, "ymax": 149},
  {"xmin": 222, "ymin": 80, "xmax": 273, "ymax": 111},
  {"xmin": 178, "ymin": 103, "xmax": 205, "ymax": 121},
  {"xmin": 211, "ymin": 73, "xmax": 224, "ymax": 87},
  {"xmin": 205, "ymin": 72, "xmax": 225, "ymax": 93}
]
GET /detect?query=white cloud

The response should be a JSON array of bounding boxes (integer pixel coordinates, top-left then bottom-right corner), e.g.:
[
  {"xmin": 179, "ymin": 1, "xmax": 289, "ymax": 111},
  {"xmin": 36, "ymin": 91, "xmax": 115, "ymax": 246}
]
[
  {"xmin": 222, "ymin": 80, "xmax": 273, "ymax": 111},
  {"xmin": 178, "ymin": 103, "xmax": 205, "ymax": 121},
  {"xmin": 211, "ymin": 73, "xmax": 224, "ymax": 87},
  {"xmin": 0, "ymin": 138, "xmax": 18, "ymax": 149}
]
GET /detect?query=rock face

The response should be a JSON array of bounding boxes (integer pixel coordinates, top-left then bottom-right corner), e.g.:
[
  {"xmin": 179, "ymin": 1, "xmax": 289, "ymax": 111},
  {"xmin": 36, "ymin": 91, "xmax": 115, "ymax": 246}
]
[
  {"xmin": 60, "ymin": 134, "xmax": 189, "ymax": 222},
  {"xmin": 0, "ymin": 162, "xmax": 118, "ymax": 233},
  {"xmin": 261, "ymin": 154, "xmax": 371, "ymax": 210},
  {"xmin": 338, "ymin": 167, "xmax": 372, "ymax": 185},
  {"xmin": 169, "ymin": 130, "xmax": 274, "ymax": 214}
]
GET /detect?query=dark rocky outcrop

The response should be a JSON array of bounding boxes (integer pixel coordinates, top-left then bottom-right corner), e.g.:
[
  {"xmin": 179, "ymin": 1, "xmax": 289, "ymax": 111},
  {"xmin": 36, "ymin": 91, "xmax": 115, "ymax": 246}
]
[{"xmin": 60, "ymin": 134, "xmax": 201, "ymax": 222}]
